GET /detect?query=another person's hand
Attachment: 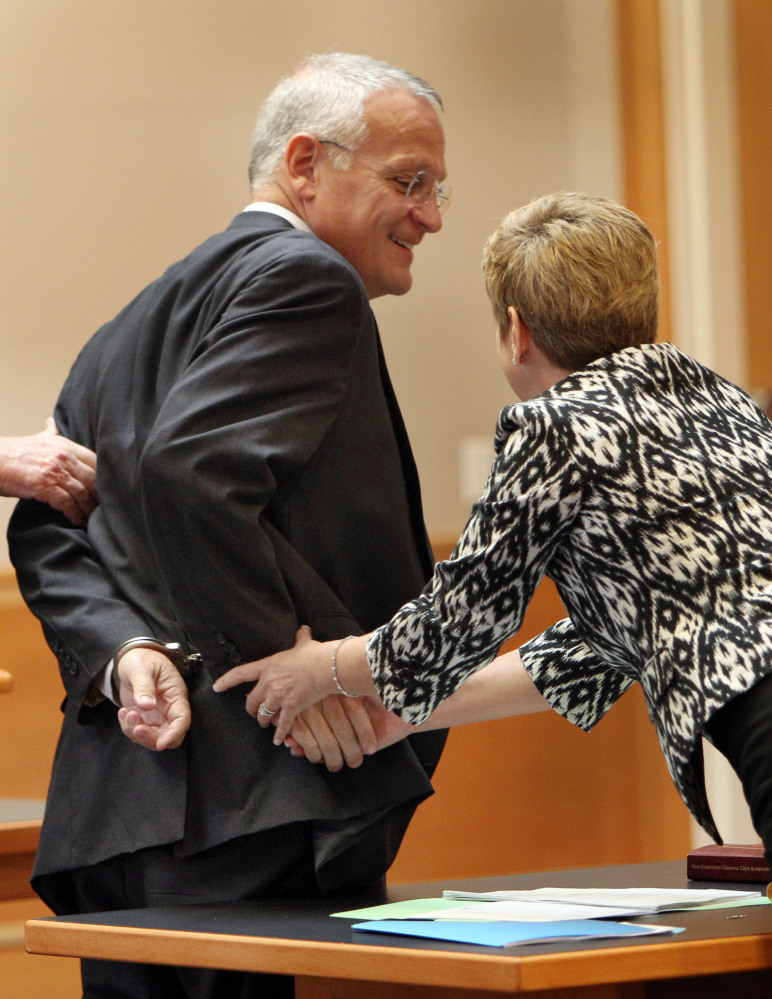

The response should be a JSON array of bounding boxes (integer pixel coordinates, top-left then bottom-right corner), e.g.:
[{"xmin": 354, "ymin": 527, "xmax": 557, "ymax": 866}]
[
  {"xmin": 285, "ymin": 695, "xmax": 414, "ymax": 766},
  {"xmin": 0, "ymin": 419, "xmax": 97, "ymax": 524},
  {"xmin": 213, "ymin": 626, "xmax": 333, "ymax": 739},
  {"xmin": 283, "ymin": 696, "xmax": 379, "ymax": 771},
  {"xmin": 114, "ymin": 647, "xmax": 191, "ymax": 751}
]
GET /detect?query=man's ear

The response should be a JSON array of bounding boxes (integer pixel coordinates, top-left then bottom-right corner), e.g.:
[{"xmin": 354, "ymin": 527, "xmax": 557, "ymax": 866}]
[{"xmin": 284, "ymin": 133, "xmax": 323, "ymax": 201}]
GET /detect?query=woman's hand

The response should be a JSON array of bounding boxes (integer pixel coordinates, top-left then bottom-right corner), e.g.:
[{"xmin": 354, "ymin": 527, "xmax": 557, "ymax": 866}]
[{"xmin": 213, "ymin": 626, "xmax": 334, "ymax": 742}]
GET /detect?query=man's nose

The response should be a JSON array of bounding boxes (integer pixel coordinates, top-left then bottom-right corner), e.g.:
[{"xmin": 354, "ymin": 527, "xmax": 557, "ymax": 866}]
[{"xmin": 409, "ymin": 200, "xmax": 443, "ymax": 233}]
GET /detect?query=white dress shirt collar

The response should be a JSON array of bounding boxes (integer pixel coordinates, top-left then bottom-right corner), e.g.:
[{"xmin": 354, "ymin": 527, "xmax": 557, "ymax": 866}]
[{"xmin": 243, "ymin": 202, "xmax": 312, "ymax": 234}]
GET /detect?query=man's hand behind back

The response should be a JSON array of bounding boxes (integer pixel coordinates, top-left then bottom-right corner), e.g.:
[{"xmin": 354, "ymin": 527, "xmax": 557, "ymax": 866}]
[
  {"xmin": 284, "ymin": 695, "xmax": 413, "ymax": 769},
  {"xmin": 114, "ymin": 647, "xmax": 192, "ymax": 751}
]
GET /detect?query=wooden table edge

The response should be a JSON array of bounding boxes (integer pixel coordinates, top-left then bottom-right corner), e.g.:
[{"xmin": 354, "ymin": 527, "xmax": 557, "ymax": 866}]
[
  {"xmin": 24, "ymin": 917, "xmax": 772, "ymax": 992},
  {"xmin": 0, "ymin": 818, "xmax": 42, "ymax": 855}
]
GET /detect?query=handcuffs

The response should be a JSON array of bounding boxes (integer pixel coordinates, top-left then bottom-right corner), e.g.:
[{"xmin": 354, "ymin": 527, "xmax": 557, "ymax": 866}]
[{"xmin": 111, "ymin": 637, "xmax": 202, "ymax": 701}]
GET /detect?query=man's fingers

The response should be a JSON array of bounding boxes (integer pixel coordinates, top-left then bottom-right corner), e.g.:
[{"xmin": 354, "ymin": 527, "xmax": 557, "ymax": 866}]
[
  {"xmin": 286, "ymin": 717, "xmax": 322, "ymax": 764},
  {"xmin": 29, "ymin": 426, "xmax": 99, "ymax": 517},
  {"xmin": 42, "ymin": 481, "xmax": 95, "ymax": 526},
  {"xmin": 130, "ymin": 682, "xmax": 158, "ymax": 710},
  {"xmin": 338, "ymin": 697, "xmax": 377, "ymax": 756},
  {"xmin": 117, "ymin": 707, "xmax": 188, "ymax": 752},
  {"xmin": 116, "ymin": 707, "xmax": 137, "ymax": 742},
  {"xmin": 117, "ymin": 708, "xmax": 155, "ymax": 747},
  {"xmin": 155, "ymin": 721, "xmax": 188, "ymax": 751},
  {"xmin": 319, "ymin": 697, "xmax": 365, "ymax": 769},
  {"xmin": 67, "ymin": 468, "xmax": 98, "ymax": 516},
  {"xmin": 116, "ymin": 658, "xmax": 159, "ymax": 709},
  {"xmin": 294, "ymin": 705, "xmax": 344, "ymax": 771},
  {"xmin": 68, "ymin": 439, "xmax": 98, "ymax": 472}
]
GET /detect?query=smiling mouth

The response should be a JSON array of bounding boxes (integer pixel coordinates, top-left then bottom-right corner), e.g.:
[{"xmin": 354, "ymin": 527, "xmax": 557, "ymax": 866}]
[{"xmin": 389, "ymin": 235, "xmax": 415, "ymax": 251}]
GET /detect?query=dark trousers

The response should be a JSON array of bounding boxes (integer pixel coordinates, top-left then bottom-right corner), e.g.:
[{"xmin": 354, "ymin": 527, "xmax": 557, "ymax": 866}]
[
  {"xmin": 706, "ymin": 671, "xmax": 772, "ymax": 865},
  {"xmin": 34, "ymin": 823, "xmax": 322, "ymax": 999}
]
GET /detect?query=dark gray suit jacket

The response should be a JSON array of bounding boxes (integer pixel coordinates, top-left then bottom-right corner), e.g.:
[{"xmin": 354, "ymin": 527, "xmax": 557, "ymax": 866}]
[{"xmin": 9, "ymin": 211, "xmax": 446, "ymax": 890}]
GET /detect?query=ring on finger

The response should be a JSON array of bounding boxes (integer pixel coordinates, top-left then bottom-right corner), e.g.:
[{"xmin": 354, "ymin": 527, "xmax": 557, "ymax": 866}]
[{"xmin": 258, "ymin": 702, "xmax": 278, "ymax": 718}]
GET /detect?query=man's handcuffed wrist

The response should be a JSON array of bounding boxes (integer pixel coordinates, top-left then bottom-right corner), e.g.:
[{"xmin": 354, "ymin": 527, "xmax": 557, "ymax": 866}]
[{"xmin": 112, "ymin": 637, "xmax": 202, "ymax": 681}]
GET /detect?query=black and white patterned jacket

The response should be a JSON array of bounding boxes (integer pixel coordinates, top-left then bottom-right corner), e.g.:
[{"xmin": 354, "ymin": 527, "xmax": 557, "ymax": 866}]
[{"xmin": 368, "ymin": 342, "xmax": 772, "ymax": 839}]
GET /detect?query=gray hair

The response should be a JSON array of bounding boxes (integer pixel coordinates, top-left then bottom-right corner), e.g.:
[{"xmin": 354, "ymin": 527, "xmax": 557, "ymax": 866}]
[{"xmin": 248, "ymin": 52, "xmax": 443, "ymax": 189}]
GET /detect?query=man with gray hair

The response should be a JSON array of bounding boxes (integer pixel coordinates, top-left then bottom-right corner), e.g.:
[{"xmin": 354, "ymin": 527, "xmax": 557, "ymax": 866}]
[{"xmin": 9, "ymin": 52, "xmax": 449, "ymax": 999}]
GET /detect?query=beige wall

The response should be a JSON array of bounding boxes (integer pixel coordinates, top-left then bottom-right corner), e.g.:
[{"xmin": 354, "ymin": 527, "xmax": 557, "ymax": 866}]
[{"xmin": 0, "ymin": 0, "xmax": 621, "ymax": 563}]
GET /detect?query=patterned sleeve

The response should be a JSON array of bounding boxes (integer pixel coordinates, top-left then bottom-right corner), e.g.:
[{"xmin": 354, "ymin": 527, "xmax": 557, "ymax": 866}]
[
  {"xmin": 367, "ymin": 403, "xmax": 587, "ymax": 724},
  {"xmin": 519, "ymin": 618, "xmax": 633, "ymax": 731}
]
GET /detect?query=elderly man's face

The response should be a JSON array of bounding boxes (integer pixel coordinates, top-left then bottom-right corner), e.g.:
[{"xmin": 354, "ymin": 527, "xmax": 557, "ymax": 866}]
[{"xmin": 308, "ymin": 90, "xmax": 447, "ymax": 300}]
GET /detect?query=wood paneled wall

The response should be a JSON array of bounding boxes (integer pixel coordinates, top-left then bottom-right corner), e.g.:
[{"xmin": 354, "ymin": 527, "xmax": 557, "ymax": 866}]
[
  {"xmin": 616, "ymin": 0, "xmax": 672, "ymax": 345},
  {"xmin": 734, "ymin": 0, "xmax": 772, "ymax": 389},
  {"xmin": 388, "ymin": 542, "xmax": 690, "ymax": 883},
  {"xmin": 0, "ymin": 577, "xmax": 81, "ymax": 994}
]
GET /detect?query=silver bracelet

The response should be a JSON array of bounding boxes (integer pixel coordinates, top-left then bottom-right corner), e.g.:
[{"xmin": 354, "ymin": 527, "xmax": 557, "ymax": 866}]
[{"xmin": 331, "ymin": 635, "xmax": 358, "ymax": 698}]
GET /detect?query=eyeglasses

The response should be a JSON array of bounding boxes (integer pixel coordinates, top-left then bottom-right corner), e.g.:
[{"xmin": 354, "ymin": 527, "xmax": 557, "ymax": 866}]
[{"xmin": 319, "ymin": 139, "xmax": 451, "ymax": 215}]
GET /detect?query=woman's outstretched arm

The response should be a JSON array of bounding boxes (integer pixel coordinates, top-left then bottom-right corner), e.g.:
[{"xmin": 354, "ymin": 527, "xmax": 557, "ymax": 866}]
[{"xmin": 285, "ymin": 648, "xmax": 551, "ymax": 766}]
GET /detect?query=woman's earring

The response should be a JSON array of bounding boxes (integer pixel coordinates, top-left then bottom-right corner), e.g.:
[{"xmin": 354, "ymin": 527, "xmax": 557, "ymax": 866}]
[{"xmin": 512, "ymin": 356, "xmax": 518, "ymax": 367}]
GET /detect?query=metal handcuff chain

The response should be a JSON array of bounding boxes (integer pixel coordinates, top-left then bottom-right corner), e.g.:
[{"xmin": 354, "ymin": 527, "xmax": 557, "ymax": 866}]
[{"xmin": 111, "ymin": 637, "xmax": 202, "ymax": 701}]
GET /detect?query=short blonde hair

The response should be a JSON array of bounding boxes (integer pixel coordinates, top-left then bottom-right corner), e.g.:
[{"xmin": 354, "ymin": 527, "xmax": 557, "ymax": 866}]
[{"xmin": 482, "ymin": 193, "xmax": 659, "ymax": 370}]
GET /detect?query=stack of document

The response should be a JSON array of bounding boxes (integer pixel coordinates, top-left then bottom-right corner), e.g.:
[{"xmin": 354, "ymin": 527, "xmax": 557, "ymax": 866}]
[
  {"xmin": 436, "ymin": 886, "xmax": 761, "ymax": 920},
  {"xmin": 351, "ymin": 918, "xmax": 676, "ymax": 948},
  {"xmin": 333, "ymin": 885, "xmax": 765, "ymax": 948}
]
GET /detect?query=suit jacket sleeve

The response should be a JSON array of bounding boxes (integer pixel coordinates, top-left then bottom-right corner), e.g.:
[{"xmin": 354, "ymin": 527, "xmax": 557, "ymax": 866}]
[
  {"xmin": 136, "ymin": 243, "xmax": 374, "ymax": 666},
  {"xmin": 8, "ymin": 240, "xmax": 371, "ymax": 702},
  {"xmin": 8, "ymin": 381, "xmax": 151, "ymax": 707}
]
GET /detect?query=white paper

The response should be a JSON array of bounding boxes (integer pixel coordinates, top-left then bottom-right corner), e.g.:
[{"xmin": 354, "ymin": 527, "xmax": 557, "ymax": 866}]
[
  {"xmin": 408, "ymin": 900, "xmax": 654, "ymax": 921},
  {"xmin": 441, "ymin": 886, "xmax": 759, "ymax": 914}
]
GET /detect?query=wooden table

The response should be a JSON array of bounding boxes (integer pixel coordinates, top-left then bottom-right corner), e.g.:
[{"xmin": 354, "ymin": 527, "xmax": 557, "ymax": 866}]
[
  {"xmin": 0, "ymin": 798, "xmax": 44, "ymax": 902},
  {"xmin": 25, "ymin": 859, "xmax": 772, "ymax": 997}
]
